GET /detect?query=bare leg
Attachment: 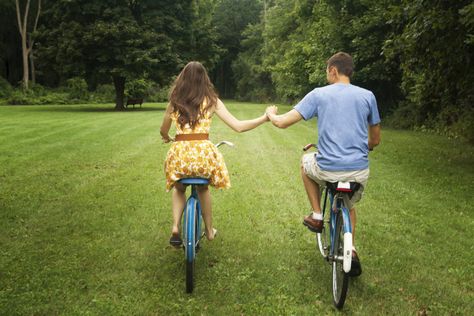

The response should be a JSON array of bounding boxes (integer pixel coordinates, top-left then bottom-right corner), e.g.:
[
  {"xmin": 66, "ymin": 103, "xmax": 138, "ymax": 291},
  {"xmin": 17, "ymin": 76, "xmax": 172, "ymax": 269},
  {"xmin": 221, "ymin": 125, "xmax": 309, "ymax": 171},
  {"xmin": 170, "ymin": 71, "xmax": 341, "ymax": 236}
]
[
  {"xmin": 301, "ymin": 164, "xmax": 321, "ymax": 213},
  {"xmin": 172, "ymin": 183, "xmax": 186, "ymax": 235},
  {"xmin": 197, "ymin": 185, "xmax": 215, "ymax": 240},
  {"xmin": 350, "ymin": 207, "xmax": 357, "ymax": 249}
]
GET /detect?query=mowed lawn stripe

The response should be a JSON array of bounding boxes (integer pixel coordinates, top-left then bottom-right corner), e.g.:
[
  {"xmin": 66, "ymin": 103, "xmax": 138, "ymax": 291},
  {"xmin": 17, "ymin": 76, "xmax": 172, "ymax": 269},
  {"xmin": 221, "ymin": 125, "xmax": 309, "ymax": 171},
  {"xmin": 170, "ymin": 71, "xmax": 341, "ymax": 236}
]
[
  {"xmin": 1, "ymin": 105, "xmax": 168, "ymax": 313},
  {"xmin": 0, "ymin": 102, "xmax": 472, "ymax": 314}
]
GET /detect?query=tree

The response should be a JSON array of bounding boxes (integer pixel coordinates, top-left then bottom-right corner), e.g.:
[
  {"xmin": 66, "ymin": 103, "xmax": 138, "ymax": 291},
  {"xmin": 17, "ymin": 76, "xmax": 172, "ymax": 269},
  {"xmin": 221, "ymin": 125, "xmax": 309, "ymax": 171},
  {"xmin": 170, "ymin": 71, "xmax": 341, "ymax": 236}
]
[
  {"xmin": 187, "ymin": 0, "xmax": 223, "ymax": 70},
  {"xmin": 15, "ymin": 0, "xmax": 41, "ymax": 89},
  {"xmin": 262, "ymin": 0, "xmax": 341, "ymax": 102},
  {"xmin": 210, "ymin": 0, "xmax": 263, "ymax": 97},
  {"xmin": 328, "ymin": 0, "xmax": 404, "ymax": 114},
  {"xmin": 385, "ymin": 0, "xmax": 474, "ymax": 140},
  {"xmin": 35, "ymin": 0, "xmax": 220, "ymax": 110},
  {"xmin": 37, "ymin": 0, "xmax": 186, "ymax": 110},
  {"xmin": 254, "ymin": 0, "xmax": 473, "ymax": 140},
  {"xmin": 233, "ymin": 22, "xmax": 274, "ymax": 102},
  {"xmin": 0, "ymin": 0, "xmax": 21, "ymax": 85}
]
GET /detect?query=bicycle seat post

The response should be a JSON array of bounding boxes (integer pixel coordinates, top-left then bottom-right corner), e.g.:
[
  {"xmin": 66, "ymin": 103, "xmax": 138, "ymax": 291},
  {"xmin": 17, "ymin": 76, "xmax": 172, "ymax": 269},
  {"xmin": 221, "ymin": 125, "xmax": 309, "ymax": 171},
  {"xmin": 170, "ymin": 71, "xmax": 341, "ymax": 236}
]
[{"xmin": 191, "ymin": 184, "xmax": 198, "ymax": 199}]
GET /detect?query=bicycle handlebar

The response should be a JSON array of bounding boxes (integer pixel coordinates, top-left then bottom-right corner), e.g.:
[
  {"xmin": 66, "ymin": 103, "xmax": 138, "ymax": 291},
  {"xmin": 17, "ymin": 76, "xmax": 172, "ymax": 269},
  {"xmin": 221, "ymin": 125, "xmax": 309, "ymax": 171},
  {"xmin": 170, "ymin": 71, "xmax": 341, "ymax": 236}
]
[
  {"xmin": 216, "ymin": 141, "xmax": 235, "ymax": 148},
  {"xmin": 303, "ymin": 143, "xmax": 317, "ymax": 151}
]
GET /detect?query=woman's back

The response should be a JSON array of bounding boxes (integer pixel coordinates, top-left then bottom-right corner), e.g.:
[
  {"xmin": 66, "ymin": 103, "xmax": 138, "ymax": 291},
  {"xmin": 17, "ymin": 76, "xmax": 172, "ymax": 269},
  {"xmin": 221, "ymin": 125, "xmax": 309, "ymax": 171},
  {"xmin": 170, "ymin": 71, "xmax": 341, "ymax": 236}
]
[{"xmin": 171, "ymin": 101, "xmax": 214, "ymax": 135}]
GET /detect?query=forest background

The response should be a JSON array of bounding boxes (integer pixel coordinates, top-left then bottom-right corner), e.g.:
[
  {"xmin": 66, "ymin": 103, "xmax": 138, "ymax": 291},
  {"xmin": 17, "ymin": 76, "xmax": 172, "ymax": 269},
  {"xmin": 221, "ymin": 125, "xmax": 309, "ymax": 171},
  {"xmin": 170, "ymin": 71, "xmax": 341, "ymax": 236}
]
[{"xmin": 1, "ymin": 0, "xmax": 473, "ymax": 142}]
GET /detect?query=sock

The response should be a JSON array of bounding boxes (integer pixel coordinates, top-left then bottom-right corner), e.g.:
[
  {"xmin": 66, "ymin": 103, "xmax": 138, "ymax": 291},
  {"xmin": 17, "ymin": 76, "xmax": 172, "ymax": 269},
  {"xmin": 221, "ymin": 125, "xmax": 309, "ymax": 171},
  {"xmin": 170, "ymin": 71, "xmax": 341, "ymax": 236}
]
[{"xmin": 311, "ymin": 211, "xmax": 323, "ymax": 220}]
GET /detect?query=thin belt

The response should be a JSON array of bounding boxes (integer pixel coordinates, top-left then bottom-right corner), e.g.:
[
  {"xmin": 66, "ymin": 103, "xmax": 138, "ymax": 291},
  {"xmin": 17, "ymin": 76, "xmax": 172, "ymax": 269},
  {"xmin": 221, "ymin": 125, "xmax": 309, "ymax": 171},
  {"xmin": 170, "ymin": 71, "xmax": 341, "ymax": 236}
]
[{"xmin": 175, "ymin": 133, "xmax": 209, "ymax": 141}]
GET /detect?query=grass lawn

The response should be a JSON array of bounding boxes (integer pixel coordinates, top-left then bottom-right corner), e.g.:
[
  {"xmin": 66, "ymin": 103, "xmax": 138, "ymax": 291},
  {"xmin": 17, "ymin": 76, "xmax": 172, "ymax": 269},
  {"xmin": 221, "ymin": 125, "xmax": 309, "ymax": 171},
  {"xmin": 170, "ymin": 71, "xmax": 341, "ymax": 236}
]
[{"xmin": 0, "ymin": 101, "xmax": 473, "ymax": 315}]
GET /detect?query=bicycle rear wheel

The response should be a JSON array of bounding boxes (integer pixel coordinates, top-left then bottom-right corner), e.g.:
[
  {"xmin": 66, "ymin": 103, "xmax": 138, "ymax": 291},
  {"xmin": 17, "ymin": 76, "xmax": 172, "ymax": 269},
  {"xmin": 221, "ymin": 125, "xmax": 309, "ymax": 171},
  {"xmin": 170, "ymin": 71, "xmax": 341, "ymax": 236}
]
[
  {"xmin": 332, "ymin": 210, "xmax": 349, "ymax": 309},
  {"xmin": 184, "ymin": 197, "xmax": 197, "ymax": 293}
]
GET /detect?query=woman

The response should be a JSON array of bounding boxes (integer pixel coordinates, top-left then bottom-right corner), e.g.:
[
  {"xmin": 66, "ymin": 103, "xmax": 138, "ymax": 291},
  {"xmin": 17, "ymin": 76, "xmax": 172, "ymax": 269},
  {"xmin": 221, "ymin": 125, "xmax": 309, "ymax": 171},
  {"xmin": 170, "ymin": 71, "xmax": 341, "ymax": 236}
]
[{"xmin": 160, "ymin": 61, "xmax": 268, "ymax": 247}]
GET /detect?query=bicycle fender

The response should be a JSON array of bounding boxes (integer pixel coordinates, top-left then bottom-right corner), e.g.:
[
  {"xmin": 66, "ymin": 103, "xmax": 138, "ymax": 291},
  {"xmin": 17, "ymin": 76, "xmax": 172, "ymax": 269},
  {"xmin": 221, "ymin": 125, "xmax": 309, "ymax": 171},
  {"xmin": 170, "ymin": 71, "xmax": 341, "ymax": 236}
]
[{"xmin": 343, "ymin": 233, "xmax": 352, "ymax": 273}]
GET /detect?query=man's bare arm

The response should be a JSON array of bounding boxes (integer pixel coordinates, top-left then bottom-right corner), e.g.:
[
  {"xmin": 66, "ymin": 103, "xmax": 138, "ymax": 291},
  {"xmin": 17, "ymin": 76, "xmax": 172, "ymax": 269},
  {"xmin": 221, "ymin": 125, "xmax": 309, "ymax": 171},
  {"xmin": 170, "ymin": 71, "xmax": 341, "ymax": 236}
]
[
  {"xmin": 368, "ymin": 124, "xmax": 381, "ymax": 150},
  {"xmin": 266, "ymin": 107, "xmax": 303, "ymax": 129}
]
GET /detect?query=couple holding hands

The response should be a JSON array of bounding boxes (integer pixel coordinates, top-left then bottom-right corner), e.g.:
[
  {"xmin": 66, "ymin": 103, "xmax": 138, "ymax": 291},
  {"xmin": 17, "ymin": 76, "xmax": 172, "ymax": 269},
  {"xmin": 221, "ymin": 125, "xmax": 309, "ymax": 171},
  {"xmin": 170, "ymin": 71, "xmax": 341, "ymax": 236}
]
[{"xmin": 160, "ymin": 52, "xmax": 381, "ymax": 275}]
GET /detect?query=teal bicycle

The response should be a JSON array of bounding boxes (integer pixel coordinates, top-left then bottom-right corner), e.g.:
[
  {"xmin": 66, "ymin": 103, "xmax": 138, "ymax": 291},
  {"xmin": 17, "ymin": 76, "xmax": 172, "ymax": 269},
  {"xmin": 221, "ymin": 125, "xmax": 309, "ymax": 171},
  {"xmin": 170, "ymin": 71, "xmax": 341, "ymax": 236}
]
[
  {"xmin": 303, "ymin": 143, "xmax": 359, "ymax": 309},
  {"xmin": 179, "ymin": 141, "xmax": 233, "ymax": 293}
]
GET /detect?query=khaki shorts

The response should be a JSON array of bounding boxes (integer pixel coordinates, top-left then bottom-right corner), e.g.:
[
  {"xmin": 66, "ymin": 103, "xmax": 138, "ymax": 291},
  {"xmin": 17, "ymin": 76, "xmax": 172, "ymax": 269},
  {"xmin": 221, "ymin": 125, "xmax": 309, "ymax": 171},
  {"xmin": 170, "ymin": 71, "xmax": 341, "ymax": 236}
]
[{"xmin": 301, "ymin": 153, "xmax": 369, "ymax": 209}]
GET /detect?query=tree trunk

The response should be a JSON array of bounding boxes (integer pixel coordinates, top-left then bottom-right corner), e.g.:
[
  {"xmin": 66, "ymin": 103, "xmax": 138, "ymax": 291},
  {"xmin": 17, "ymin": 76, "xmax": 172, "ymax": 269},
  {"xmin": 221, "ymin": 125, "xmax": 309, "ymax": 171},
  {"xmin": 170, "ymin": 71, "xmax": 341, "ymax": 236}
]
[
  {"xmin": 29, "ymin": 0, "xmax": 41, "ymax": 85},
  {"xmin": 30, "ymin": 50, "xmax": 35, "ymax": 84},
  {"xmin": 15, "ymin": 0, "xmax": 41, "ymax": 90},
  {"xmin": 113, "ymin": 75, "xmax": 126, "ymax": 110},
  {"xmin": 21, "ymin": 34, "xmax": 29, "ymax": 89},
  {"xmin": 16, "ymin": 0, "xmax": 31, "ymax": 90}
]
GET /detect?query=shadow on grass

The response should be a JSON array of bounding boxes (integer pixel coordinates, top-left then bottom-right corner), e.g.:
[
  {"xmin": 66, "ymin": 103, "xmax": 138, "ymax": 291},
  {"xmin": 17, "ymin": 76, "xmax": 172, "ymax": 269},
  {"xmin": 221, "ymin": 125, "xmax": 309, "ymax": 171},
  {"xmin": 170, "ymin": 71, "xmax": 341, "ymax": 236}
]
[{"xmin": 18, "ymin": 104, "xmax": 166, "ymax": 113}]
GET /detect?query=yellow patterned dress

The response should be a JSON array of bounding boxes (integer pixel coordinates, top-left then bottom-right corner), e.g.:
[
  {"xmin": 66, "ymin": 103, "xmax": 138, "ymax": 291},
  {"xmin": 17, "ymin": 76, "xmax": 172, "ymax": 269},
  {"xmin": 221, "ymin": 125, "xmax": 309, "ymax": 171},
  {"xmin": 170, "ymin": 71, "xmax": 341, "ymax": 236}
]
[{"xmin": 164, "ymin": 108, "xmax": 231, "ymax": 191}]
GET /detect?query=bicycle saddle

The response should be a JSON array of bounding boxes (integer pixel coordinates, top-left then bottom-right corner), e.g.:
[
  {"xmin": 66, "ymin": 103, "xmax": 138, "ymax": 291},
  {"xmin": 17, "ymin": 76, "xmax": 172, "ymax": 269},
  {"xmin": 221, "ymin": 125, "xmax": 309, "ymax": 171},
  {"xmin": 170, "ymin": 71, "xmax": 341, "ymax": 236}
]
[
  {"xmin": 326, "ymin": 181, "xmax": 361, "ymax": 198},
  {"xmin": 178, "ymin": 178, "xmax": 210, "ymax": 185}
]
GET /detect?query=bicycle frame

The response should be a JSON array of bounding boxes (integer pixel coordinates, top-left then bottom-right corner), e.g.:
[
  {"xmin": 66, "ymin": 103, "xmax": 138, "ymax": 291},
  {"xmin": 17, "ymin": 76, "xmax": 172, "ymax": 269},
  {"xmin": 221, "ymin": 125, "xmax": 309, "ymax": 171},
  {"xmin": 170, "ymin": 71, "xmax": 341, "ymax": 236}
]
[
  {"xmin": 319, "ymin": 186, "xmax": 353, "ymax": 308},
  {"xmin": 305, "ymin": 143, "xmax": 363, "ymax": 308},
  {"xmin": 177, "ymin": 140, "xmax": 234, "ymax": 293},
  {"xmin": 181, "ymin": 179, "xmax": 208, "ymax": 252},
  {"xmin": 193, "ymin": 187, "xmax": 203, "ymax": 249},
  {"xmin": 179, "ymin": 178, "xmax": 208, "ymax": 293}
]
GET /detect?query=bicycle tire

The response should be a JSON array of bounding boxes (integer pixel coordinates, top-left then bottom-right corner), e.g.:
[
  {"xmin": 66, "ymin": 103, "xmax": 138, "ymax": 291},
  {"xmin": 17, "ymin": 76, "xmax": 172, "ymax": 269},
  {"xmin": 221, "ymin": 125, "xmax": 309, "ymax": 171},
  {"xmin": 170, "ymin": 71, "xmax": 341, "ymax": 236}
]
[
  {"xmin": 186, "ymin": 259, "xmax": 194, "ymax": 293},
  {"xmin": 317, "ymin": 187, "xmax": 330, "ymax": 258},
  {"xmin": 184, "ymin": 197, "xmax": 197, "ymax": 293},
  {"xmin": 332, "ymin": 210, "xmax": 349, "ymax": 309}
]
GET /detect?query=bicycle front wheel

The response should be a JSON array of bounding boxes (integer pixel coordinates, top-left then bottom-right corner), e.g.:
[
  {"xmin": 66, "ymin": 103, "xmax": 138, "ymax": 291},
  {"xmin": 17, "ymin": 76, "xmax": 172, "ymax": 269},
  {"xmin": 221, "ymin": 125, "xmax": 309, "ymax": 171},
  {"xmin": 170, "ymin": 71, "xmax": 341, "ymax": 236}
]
[
  {"xmin": 184, "ymin": 197, "xmax": 198, "ymax": 293},
  {"xmin": 332, "ymin": 210, "xmax": 349, "ymax": 309}
]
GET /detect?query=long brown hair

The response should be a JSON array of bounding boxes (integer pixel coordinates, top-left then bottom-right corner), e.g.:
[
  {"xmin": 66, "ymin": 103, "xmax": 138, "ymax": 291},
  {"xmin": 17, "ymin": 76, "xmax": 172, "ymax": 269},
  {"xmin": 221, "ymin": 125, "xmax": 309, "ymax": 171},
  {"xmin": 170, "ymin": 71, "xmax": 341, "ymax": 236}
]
[{"xmin": 169, "ymin": 61, "xmax": 218, "ymax": 129}]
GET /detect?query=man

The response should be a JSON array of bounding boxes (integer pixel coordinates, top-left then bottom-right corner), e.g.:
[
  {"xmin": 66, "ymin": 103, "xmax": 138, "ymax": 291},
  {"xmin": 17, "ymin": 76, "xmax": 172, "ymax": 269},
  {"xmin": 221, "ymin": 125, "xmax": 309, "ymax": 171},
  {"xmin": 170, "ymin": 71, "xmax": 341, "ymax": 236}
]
[{"xmin": 266, "ymin": 52, "xmax": 381, "ymax": 276}]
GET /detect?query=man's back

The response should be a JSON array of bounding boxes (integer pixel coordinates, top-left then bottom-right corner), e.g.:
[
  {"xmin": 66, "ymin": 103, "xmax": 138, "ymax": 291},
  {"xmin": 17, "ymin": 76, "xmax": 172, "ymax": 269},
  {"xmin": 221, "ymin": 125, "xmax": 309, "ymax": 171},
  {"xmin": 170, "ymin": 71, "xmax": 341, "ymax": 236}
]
[{"xmin": 294, "ymin": 83, "xmax": 380, "ymax": 171}]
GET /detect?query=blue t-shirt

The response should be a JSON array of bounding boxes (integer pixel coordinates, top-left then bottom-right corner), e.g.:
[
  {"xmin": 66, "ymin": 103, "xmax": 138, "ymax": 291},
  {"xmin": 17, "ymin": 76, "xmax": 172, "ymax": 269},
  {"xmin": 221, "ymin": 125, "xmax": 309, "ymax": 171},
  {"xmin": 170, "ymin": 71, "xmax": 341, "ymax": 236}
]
[{"xmin": 294, "ymin": 83, "xmax": 381, "ymax": 171}]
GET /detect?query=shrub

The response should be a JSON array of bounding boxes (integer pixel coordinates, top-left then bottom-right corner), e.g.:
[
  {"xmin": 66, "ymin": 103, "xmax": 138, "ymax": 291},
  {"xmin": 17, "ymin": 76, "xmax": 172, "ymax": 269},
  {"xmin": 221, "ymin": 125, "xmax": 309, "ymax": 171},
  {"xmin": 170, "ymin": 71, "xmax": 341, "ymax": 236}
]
[
  {"xmin": 125, "ymin": 78, "xmax": 152, "ymax": 99},
  {"xmin": 0, "ymin": 77, "xmax": 13, "ymax": 99},
  {"xmin": 146, "ymin": 81, "xmax": 172, "ymax": 102},
  {"xmin": 92, "ymin": 84, "xmax": 115, "ymax": 103},
  {"xmin": 6, "ymin": 88, "xmax": 70, "ymax": 105},
  {"xmin": 30, "ymin": 83, "xmax": 47, "ymax": 96},
  {"xmin": 66, "ymin": 77, "xmax": 88, "ymax": 100},
  {"xmin": 7, "ymin": 90, "xmax": 33, "ymax": 105},
  {"xmin": 37, "ymin": 92, "xmax": 69, "ymax": 105}
]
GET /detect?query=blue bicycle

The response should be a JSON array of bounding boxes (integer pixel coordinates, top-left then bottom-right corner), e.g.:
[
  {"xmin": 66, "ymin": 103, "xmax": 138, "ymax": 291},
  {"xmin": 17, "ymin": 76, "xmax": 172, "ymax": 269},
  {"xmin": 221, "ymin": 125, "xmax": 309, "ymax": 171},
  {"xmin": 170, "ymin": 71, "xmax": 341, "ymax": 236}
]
[
  {"xmin": 179, "ymin": 141, "xmax": 233, "ymax": 293},
  {"xmin": 303, "ymin": 144, "xmax": 359, "ymax": 309}
]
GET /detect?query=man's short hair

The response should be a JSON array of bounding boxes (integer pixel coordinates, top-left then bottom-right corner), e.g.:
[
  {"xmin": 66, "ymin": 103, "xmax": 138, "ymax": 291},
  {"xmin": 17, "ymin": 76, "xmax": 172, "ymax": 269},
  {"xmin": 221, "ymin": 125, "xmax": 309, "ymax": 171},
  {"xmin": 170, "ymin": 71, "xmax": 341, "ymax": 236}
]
[{"xmin": 327, "ymin": 52, "xmax": 354, "ymax": 77}]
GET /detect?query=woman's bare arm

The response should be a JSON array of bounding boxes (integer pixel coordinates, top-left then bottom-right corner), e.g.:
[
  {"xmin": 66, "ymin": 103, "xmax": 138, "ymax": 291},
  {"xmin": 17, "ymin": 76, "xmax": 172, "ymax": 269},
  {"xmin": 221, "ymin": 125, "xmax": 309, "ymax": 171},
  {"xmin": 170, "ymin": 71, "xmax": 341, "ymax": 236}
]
[
  {"xmin": 214, "ymin": 99, "xmax": 268, "ymax": 133},
  {"xmin": 159, "ymin": 104, "xmax": 174, "ymax": 142}
]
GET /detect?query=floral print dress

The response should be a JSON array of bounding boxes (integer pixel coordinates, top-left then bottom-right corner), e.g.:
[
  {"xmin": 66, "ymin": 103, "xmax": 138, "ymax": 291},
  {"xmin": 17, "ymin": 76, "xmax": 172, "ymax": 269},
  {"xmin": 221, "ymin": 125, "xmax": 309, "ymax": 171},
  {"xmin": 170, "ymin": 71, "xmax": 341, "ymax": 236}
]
[{"xmin": 164, "ymin": 106, "xmax": 231, "ymax": 191}]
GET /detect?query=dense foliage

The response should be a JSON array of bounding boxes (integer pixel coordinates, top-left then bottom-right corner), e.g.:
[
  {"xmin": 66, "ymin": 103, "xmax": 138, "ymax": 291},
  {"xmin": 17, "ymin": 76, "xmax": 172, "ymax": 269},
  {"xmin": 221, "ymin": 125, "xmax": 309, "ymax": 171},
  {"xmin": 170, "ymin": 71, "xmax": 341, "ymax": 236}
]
[
  {"xmin": 210, "ymin": 0, "xmax": 263, "ymax": 97},
  {"xmin": 1, "ymin": 0, "xmax": 473, "ymax": 141},
  {"xmin": 233, "ymin": 0, "xmax": 473, "ymax": 141}
]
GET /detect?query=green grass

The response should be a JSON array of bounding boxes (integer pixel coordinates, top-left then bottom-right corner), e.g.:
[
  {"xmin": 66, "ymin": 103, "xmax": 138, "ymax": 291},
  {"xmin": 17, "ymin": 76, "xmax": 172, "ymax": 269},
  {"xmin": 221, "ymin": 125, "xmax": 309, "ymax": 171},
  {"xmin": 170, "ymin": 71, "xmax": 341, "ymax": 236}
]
[{"xmin": 0, "ymin": 102, "xmax": 473, "ymax": 315}]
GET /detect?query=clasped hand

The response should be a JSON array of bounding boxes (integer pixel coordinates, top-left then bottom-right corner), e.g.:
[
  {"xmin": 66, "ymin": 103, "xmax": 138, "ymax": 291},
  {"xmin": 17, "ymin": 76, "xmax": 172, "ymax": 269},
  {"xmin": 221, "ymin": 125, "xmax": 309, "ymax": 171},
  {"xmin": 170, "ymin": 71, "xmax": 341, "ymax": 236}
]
[{"xmin": 265, "ymin": 105, "xmax": 278, "ymax": 118}]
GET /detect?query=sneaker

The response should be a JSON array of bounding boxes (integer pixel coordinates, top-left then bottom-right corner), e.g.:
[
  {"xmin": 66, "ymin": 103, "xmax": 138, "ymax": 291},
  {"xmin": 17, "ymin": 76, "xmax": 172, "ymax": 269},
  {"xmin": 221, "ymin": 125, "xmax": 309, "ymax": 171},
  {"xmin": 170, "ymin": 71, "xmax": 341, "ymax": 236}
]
[
  {"xmin": 348, "ymin": 250, "xmax": 362, "ymax": 277},
  {"xmin": 303, "ymin": 213, "xmax": 323, "ymax": 233}
]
